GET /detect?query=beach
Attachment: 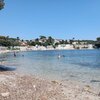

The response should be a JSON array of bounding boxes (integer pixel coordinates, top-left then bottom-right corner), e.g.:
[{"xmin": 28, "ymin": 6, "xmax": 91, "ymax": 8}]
[
  {"xmin": 0, "ymin": 71, "xmax": 100, "ymax": 100},
  {"xmin": 0, "ymin": 50, "xmax": 100, "ymax": 100},
  {"xmin": 0, "ymin": 0, "xmax": 100, "ymax": 99}
]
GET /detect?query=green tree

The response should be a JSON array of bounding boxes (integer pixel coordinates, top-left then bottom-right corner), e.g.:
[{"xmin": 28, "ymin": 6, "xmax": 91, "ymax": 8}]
[
  {"xmin": 21, "ymin": 39, "xmax": 24, "ymax": 42},
  {"xmin": 55, "ymin": 42, "xmax": 59, "ymax": 47},
  {"xmin": 0, "ymin": 36, "xmax": 6, "ymax": 40},
  {"xmin": 29, "ymin": 42, "xmax": 35, "ymax": 46},
  {"xmin": 16, "ymin": 37, "xmax": 20, "ymax": 41},
  {"xmin": 97, "ymin": 37, "xmax": 100, "ymax": 41},
  {"xmin": 95, "ymin": 37, "xmax": 100, "ymax": 48},
  {"xmin": 35, "ymin": 38, "xmax": 39, "ymax": 42},
  {"xmin": 40, "ymin": 36, "xmax": 46, "ymax": 39},
  {"xmin": 60, "ymin": 40, "xmax": 65, "ymax": 44},
  {"xmin": 0, "ymin": 40, "xmax": 11, "ymax": 46},
  {"xmin": 6, "ymin": 36, "xmax": 9, "ymax": 40},
  {"xmin": 65, "ymin": 40, "xmax": 68, "ymax": 44},
  {"xmin": 47, "ymin": 36, "xmax": 54, "ymax": 45},
  {"xmin": 69, "ymin": 40, "xmax": 73, "ymax": 44},
  {"xmin": 0, "ymin": 0, "xmax": 4, "ymax": 10}
]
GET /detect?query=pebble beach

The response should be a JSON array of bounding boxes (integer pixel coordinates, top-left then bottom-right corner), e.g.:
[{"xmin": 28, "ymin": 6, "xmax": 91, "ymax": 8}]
[{"xmin": 0, "ymin": 71, "xmax": 100, "ymax": 100}]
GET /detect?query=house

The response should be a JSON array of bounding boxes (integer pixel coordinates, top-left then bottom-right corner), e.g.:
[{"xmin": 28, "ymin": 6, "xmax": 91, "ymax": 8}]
[
  {"xmin": 39, "ymin": 38, "xmax": 47, "ymax": 43},
  {"xmin": 0, "ymin": 46, "xmax": 7, "ymax": 51},
  {"xmin": 20, "ymin": 42, "xmax": 27, "ymax": 46},
  {"xmin": 54, "ymin": 39, "xmax": 63, "ymax": 44}
]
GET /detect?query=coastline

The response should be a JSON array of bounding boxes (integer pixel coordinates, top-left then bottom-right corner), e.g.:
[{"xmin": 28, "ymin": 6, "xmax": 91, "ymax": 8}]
[
  {"xmin": 0, "ymin": 45, "xmax": 94, "ymax": 54},
  {"xmin": 0, "ymin": 71, "xmax": 100, "ymax": 100}
]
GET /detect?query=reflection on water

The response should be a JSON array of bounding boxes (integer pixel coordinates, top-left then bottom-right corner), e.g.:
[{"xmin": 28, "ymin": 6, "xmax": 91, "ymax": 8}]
[{"xmin": 0, "ymin": 50, "xmax": 100, "ymax": 83}]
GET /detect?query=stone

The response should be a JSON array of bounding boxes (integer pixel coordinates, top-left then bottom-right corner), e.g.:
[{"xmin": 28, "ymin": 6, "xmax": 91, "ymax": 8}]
[
  {"xmin": 98, "ymin": 92, "xmax": 100, "ymax": 96},
  {"xmin": 51, "ymin": 81, "xmax": 58, "ymax": 84},
  {"xmin": 1, "ymin": 92, "xmax": 10, "ymax": 97}
]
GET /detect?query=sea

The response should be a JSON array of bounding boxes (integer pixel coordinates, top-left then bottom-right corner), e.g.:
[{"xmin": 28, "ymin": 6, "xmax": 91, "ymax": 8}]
[{"xmin": 0, "ymin": 49, "xmax": 100, "ymax": 84}]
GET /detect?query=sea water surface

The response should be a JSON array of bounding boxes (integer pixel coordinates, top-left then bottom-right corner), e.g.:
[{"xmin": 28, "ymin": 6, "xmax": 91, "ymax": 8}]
[{"xmin": 0, "ymin": 49, "xmax": 100, "ymax": 84}]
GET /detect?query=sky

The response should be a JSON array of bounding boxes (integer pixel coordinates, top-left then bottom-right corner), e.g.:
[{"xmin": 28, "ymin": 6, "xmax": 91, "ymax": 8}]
[{"xmin": 0, "ymin": 0, "xmax": 100, "ymax": 40}]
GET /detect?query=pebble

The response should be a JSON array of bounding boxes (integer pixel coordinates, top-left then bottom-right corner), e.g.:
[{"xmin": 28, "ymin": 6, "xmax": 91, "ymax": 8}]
[
  {"xmin": 98, "ymin": 92, "xmax": 100, "ymax": 96},
  {"xmin": 51, "ymin": 80, "xmax": 58, "ymax": 84},
  {"xmin": 83, "ymin": 85, "xmax": 92, "ymax": 93},
  {"xmin": 33, "ymin": 85, "xmax": 36, "ymax": 91},
  {"xmin": 1, "ymin": 92, "xmax": 10, "ymax": 97}
]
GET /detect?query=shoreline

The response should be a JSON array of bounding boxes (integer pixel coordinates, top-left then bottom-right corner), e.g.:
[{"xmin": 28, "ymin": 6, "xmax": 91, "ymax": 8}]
[
  {"xmin": 0, "ymin": 71, "xmax": 100, "ymax": 100},
  {"xmin": 0, "ymin": 47, "xmax": 95, "ymax": 54}
]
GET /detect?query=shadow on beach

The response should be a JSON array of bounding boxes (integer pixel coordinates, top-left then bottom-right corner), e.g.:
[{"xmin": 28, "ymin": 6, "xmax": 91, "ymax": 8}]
[{"xmin": 0, "ymin": 65, "xmax": 16, "ymax": 71}]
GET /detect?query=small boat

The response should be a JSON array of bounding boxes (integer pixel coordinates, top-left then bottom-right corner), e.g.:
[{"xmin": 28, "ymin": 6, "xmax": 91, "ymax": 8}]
[{"xmin": 0, "ymin": 65, "xmax": 16, "ymax": 71}]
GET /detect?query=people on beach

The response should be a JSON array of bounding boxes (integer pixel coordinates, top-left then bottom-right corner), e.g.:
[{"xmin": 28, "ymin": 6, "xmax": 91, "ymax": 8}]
[{"xmin": 14, "ymin": 52, "xmax": 16, "ymax": 57}]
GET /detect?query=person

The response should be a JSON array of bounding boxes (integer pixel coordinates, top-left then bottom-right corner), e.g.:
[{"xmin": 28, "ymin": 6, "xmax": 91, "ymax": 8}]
[
  {"xmin": 14, "ymin": 52, "xmax": 16, "ymax": 57},
  {"xmin": 22, "ymin": 55, "xmax": 24, "ymax": 57},
  {"xmin": 62, "ymin": 55, "xmax": 65, "ymax": 57},
  {"xmin": 58, "ymin": 54, "xmax": 61, "ymax": 59},
  {"xmin": 58, "ymin": 54, "xmax": 65, "ymax": 59}
]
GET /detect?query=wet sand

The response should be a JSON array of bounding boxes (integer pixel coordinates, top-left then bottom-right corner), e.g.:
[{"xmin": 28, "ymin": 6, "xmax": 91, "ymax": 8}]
[{"xmin": 0, "ymin": 71, "xmax": 100, "ymax": 100}]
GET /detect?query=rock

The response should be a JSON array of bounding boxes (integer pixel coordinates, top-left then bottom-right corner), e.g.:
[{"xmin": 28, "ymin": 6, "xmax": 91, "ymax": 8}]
[
  {"xmin": 40, "ymin": 96, "xmax": 47, "ymax": 100},
  {"xmin": 33, "ymin": 85, "xmax": 36, "ymax": 88},
  {"xmin": 98, "ymin": 92, "xmax": 100, "ymax": 96},
  {"xmin": 1, "ymin": 92, "xmax": 10, "ymax": 97},
  {"xmin": 90, "ymin": 80, "xmax": 100, "ymax": 83},
  {"xmin": 51, "ymin": 80, "xmax": 58, "ymax": 84},
  {"xmin": 33, "ymin": 85, "xmax": 36, "ymax": 91},
  {"xmin": 83, "ymin": 85, "xmax": 92, "ymax": 93},
  {"xmin": 70, "ymin": 75, "xmax": 75, "ymax": 77}
]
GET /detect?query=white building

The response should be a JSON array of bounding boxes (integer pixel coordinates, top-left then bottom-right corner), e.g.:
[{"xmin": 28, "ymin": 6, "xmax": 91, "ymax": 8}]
[{"xmin": 0, "ymin": 46, "xmax": 7, "ymax": 50}]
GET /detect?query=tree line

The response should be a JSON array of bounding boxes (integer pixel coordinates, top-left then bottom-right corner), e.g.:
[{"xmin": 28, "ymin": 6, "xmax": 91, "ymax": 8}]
[
  {"xmin": 0, "ymin": 36, "xmax": 20, "ymax": 47},
  {"xmin": 0, "ymin": 35, "xmax": 100, "ymax": 48}
]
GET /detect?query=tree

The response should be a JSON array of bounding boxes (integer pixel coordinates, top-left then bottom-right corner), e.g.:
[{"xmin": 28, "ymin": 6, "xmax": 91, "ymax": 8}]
[
  {"xmin": 55, "ymin": 42, "xmax": 59, "ymax": 47},
  {"xmin": 30, "ymin": 41, "xmax": 36, "ymax": 46},
  {"xmin": 21, "ymin": 39, "xmax": 24, "ymax": 42},
  {"xmin": 65, "ymin": 40, "xmax": 68, "ymax": 44},
  {"xmin": 16, "ymin": 37, "xmax": 20, "ymax": 41},
  {"xmin": 97, "ymin": 37, "xmax": 100, "ymax": 41},
  {"xmin": 40, "ymin": 36, "xmax": 46, "ymax": 39},
  {"xmin": 60, "ymin": 40, "xmax": 65, "ymax": 44},
  {"xmin": 0, "ymin": 0, "xmax": 4, "ymax": 10},
  {"xmin": 94, "ymin": 37, "xmax": 100, "ymax": 48},
  {"xmin": 35, "ymin": 38, "xmax": 39, "ymax": 42},
  {"xmin": 47, "ymin": 36, "xmax": 54, "ymax": 45},
  {"xmin": 72, "ymin": 37, "xmax": 75, "ymax": 40},
  {"xmin": 0, "ymin": 39, "xmax": 11, "ymax": 46},
  {"xmin": 6, "ymin": 36, "xmax": 9, "ymax": 40},
  {"xmin": 95, "ymin": 43, "xmax": 100, "ymax": 48},
  {"xmin": 0, "ymin": 36, "xmax": 6, "ymax": 40},
  {"xmin": 69, "ymin": 40, "xmax": 73, "ymax": 44}
]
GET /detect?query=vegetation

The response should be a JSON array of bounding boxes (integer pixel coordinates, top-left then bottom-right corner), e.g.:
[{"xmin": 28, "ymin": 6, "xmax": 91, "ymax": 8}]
[
  {"xmin": 0, "ymin": 35, "xmax": 99, "ymax": 49},
  {"xmin": 95, "ymin": 37, "xmax": 100, "ymax": 48},
  {"xmin": 0, "ymin": 0, "xmax": 4, "ymax": 10},
  {"xmin": 0, "ymin": 36, "xmax": 20, "ymax": 47},
  {"xmin": 75, "ymin": 40, "xmax": 96, "ymax": 44},
  {"xmin": 97, "ymin": 37, "xmax": 100, "ymax": 41}
]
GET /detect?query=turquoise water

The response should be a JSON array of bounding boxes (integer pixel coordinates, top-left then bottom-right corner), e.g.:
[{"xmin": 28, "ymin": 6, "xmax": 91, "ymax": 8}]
[{"xmin": 0, "ymin": 50, "xmax": 100, "ymax": 83}]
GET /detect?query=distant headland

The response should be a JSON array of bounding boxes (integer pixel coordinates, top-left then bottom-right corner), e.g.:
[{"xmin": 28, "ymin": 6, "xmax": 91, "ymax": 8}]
[{"xmin": 0, "ymin": 35, "xmax": 100, "ymax": 52}]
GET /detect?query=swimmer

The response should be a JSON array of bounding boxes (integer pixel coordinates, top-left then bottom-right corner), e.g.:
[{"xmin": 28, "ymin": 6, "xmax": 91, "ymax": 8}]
[
  {"xmin": 22, "ymin": 55, "xmax": 24, "ymax": 57},
  {"xmin": 62, "ymin": 55, "xmax": 65, "ymax": 57},
  {"xmin": 58, "ymin": 54, "xmax": 61, "ymax": 59},
  {"xmin": 14, "ymin": 52, "xmax": 16, "ymax": 57}
]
